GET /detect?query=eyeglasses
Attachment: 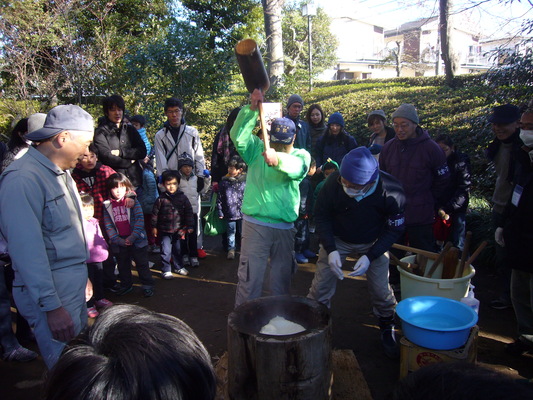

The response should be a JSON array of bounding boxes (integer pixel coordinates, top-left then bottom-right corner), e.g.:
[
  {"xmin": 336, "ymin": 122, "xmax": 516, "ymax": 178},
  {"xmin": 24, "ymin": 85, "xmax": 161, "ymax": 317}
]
[
  {"xmin": 166, "ymin": 109, "xmax": 182, "ymax": 115},
  {"xmin": 393, "ymin": 123, "xmax": 411, "ymax": 130}
]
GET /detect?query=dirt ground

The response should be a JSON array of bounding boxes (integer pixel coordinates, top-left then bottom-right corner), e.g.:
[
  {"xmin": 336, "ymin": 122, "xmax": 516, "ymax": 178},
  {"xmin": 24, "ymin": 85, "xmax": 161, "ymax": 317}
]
[{"xmin": 1, "ymin": 233, "xmax": 532, "ymax": 400}]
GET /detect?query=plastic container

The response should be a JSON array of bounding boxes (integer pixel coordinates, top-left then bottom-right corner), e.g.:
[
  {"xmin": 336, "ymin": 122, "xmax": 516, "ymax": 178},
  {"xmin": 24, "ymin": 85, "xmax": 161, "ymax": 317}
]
[
  {"xmin": 461, "ymin": 284, "xmax": 480, "ymax": 314},
  {"xmin": 396, "ymin": 296, "xmax": 478, "ymax": 350},
  {"xmin": 398, "ymin": 255, "xmax": 475, "ymax": 301}
]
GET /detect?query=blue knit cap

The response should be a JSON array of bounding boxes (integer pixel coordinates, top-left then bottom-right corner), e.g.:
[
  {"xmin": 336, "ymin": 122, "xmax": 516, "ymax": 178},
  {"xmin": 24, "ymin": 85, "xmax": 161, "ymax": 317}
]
[
  {"xmin": 328, "ymin": 112, "xmax": 344, "ymax": 127},
  {"xmin": 340, "ymin": 147, "xmax": 379, "ymax": 185},
  {"xmin": 270, "ymin": 117, "xmax": 296, "ymax": 144}
]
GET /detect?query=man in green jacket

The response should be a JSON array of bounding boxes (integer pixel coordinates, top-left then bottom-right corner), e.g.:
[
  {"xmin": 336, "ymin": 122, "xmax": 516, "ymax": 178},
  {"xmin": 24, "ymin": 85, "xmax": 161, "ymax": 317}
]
[{"xmin": 231, "ymin": 89, "xmax": 311, "ymax": 307}]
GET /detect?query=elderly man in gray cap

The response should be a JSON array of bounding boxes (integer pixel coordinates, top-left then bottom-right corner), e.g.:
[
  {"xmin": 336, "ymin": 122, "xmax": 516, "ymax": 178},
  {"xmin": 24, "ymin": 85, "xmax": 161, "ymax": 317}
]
[
  {"xmin": 0, "ymin": 105, "xmax": 94, "ymax": 368},
  {"xmin": 380, "ymin": 104, "xmax": 450, "ymax": 254}
]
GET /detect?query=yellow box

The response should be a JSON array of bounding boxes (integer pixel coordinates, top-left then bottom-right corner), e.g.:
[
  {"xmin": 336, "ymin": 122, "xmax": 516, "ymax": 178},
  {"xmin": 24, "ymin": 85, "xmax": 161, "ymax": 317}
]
[{"xmin": 399, "ymin": 325, "xmax": 479, "ymax": 378}]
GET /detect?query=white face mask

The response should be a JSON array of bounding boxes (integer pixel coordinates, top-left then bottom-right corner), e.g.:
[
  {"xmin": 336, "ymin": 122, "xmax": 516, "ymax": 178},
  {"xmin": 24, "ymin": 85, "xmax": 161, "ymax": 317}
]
[
  {"xmin": 342, "ymin": 185, "xmax": 366, "ymax": 198},
  {"xmin": 520, "ymin": 129, "xmax": 533, "ymax": 147}
]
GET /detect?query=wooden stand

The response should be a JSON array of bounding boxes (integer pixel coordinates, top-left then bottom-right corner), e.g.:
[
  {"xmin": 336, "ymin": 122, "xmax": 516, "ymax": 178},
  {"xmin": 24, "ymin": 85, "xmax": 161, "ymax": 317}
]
[{"xmin": 216, "ymin": 349, "xmax": 373, "ymax": 400}]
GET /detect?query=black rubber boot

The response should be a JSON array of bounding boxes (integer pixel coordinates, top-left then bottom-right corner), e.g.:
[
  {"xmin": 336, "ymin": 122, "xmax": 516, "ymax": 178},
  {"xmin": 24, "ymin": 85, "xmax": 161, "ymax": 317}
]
[{"xmin": 379, "ymin": 316, "xmax": 400, "ymax": 359}]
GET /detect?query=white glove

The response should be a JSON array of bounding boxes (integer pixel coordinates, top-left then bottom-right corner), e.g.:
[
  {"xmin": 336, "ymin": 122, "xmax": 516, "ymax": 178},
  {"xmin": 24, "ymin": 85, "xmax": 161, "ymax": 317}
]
[
  {"xmin": 494, "ymin": 227, "xmax": 505, "ymax": 247},
  {"xmin": 349, "ymin": 255, "xmax": 371, "ymax": 277},
  {"xmin": 328, "ymin": 251, "xmax": 344, "ymax": 280}
]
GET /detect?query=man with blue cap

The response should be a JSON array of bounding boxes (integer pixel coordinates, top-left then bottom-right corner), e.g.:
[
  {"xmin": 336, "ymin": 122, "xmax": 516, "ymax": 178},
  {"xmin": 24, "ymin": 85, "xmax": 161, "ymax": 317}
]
[
  {"xmin": 0, "ymin": 105, "xmax": 94, "ymax": 369},
  {"xmin": 231, "ymin": 89, "xmax": 311, "ymax": 307},
  {"xmin": 308, "ymin": 146, "xmax": 406, "ymax": 358}
]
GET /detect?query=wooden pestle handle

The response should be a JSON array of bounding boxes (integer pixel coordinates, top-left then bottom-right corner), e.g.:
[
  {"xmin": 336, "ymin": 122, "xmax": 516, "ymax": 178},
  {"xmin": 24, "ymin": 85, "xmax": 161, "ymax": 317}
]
[
  {"xmin": 391, "ymin": 243, "xmax": 440, "ymax": 260},
  {"xmin": 456, "ymin": 231, "xmax": 472, "ymax": 278},
  {"xmin": 258, "ymin": 101, "xmax": 270, "ymax": 151},
  {"xmin": 464, "ymin": 241, "xmax": 488, "ymax": 269},
  {"xmin": 425, "ymin": 241, "xmax": 453, "ymax": 278}
]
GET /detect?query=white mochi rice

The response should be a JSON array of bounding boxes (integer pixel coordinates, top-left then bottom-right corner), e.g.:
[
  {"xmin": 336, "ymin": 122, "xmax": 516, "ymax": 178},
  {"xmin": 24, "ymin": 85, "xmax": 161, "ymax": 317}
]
[{"xmin": 260, "ymin": 315, "xmax": 306, "ymax": 335}]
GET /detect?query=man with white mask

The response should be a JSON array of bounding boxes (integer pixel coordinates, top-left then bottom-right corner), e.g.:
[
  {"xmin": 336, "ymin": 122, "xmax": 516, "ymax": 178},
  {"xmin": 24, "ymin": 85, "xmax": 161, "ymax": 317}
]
[
  {"xmin": 494, "ymin": 107, "xmax": 533, "ymax": 356},
  {"xmin": 307, "ymin": 146, "xmax": 405, "ymax": 358},
  {"xmin": 518, "ymin": 109, "xmax": 533, "ymax": 162}
]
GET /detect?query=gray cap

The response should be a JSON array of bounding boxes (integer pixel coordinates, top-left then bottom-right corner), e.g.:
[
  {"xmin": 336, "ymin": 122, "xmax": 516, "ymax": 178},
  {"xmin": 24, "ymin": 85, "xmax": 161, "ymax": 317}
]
[
  {"xmin": 27, "ymin": 113, "xmax": 47, "ymax": 135},
  {"xmin": 26, "ymin": 105, "xmax": 94, "ymax": 141},
  {"xmin": 391, "ymin": 104, "xmax": 419, "ymax": 124},
  {"xmin": 367, "ymin": 110, "xmax": 386, "ymax": 121}
]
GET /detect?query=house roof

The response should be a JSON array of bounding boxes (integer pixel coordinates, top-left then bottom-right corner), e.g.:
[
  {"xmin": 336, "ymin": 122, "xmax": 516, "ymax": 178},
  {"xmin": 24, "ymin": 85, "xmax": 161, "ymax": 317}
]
[{"xmin": 384, "ymin": 17, "xmax": 438, "ymax": 36}]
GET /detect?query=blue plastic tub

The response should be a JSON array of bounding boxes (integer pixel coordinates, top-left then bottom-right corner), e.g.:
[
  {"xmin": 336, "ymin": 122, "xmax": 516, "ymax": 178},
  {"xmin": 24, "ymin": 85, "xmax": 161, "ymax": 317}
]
[{"xmin": 396, "ymin": 296, "xmax": 478, "ymax": 350}]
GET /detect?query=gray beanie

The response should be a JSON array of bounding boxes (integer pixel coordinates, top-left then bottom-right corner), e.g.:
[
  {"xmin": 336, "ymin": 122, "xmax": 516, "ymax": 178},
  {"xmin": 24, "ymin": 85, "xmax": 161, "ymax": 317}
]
[
  {"xmin": 287, "ymin": 94, "xmax": 304, "ymax": 109},
  {"xmin": 392, "ymin": 104, "xmax": 419, "ymax": 124},
  {"xmin": 367, "ymin": 110, "xmax": 386, "ymax": 122}
]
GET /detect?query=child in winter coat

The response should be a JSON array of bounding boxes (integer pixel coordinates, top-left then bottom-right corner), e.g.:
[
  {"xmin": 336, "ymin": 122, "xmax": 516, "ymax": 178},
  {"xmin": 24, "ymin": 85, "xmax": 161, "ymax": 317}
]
[
  {"xmin": 152, "ymin": 170, "xmax": 195, "ymax": 278},
  {"xmin": 216, "ymin": 156, "xmax": 246, "ymax": 260},
  {"xmin": 80, "ymin": 193, "xmax": 113, "ymax": 318},
  {"xmin": 103, "ymin": 173, "xmax": 155, "ymax": 297},
  {"xmin": 177, "ymin": 152, "xmax": 211, "ymax": 267}
]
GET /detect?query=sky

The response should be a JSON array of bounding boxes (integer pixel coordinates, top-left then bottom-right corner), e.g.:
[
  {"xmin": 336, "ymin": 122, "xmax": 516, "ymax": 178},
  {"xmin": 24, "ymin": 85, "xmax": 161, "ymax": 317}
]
[{"xmin": 312, "ymin": 0, "xmax": 533, "ymax": 39}]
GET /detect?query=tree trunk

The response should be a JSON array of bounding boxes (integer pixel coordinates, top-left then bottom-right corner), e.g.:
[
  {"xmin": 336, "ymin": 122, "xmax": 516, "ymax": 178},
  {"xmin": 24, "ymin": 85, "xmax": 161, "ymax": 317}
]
[
  {"xmin": 395, "ymin": 41, "xmax": 402, "ymax": 77},
  {"xmin": 262, "ymin": 0, "xmax": 285, "ymax": 88},
  {"xmin": 439, "ymin": 0, "xmax": 457, "ymax": 86}
]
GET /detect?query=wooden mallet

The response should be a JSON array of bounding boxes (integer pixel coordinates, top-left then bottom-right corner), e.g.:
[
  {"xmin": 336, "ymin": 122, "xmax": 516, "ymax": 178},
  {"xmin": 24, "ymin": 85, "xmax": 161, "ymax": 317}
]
[{"xmin": 235, "ymin": 39, "xmax": 271, "ymax": 151}]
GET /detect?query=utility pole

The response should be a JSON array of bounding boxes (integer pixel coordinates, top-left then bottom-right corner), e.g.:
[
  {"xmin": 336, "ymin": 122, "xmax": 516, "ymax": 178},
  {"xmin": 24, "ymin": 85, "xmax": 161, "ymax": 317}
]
[{"xmin": 302, "ymin": 2, "xmax": 317, "ymax": 91}]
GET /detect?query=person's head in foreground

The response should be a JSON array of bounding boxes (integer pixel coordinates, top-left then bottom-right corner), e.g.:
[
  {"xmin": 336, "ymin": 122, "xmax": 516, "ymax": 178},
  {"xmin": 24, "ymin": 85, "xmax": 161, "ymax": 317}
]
[
  {"xmin": 393, "ymin": 362, "xmax": 533, "ymax": 400},
  {"xmin": 43, "ymin": 304, "xmax": 216, "ymax": 400}
]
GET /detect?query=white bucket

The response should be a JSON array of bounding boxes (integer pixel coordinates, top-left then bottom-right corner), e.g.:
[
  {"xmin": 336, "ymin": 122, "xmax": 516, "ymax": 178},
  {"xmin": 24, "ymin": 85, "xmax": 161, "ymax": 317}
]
[{"xmin": 397, "ymin": 255, "xmax": 475, "ymax": 301}]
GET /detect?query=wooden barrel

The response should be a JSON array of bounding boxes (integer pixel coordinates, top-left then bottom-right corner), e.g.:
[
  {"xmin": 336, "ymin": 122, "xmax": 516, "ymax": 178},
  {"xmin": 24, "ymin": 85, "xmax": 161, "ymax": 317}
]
[{"xmin": 228, "ymin": 295, "xmax": 332, "ymax": 400}]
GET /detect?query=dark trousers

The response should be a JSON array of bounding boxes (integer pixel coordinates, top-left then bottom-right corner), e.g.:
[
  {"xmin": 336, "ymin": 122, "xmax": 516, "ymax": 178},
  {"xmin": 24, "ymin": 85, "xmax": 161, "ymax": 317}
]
[
  {"xmin": 294, "ymin": 218, "xmax": 310, "ymax": 253},
  {"xmin": 493, "ymin": 211, "xmax": 511, "ymax": 302},
  {"xmin": 86, "ymin": 262, "xmax": 104, "ymax": 307},
  {"xmin": 115, "ymin": 245, "xmax": 154, "ymax": 289},
  {"xmin": 181, "ymin": 213, "xmax": 199, "ymax": 258},
  {"xmin": 1, "ymin": 263, "xmax": 32, "ymax": 342}
]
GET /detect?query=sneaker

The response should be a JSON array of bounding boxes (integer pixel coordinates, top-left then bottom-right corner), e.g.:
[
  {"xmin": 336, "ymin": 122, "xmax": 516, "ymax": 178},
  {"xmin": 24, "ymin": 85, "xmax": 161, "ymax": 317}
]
[
  {"xmin": 295, "ymin": 253, "xmax": 309, "ymax": 264},
  {"xmin": 302, "ymin": 249, "xmax": 317, "ymax": 259},
  {"xmin": 87, "ymin": 306, "xmax": 99, "ymax": 318},
  {"xmin": 197, "ymin": 248, "xmax": 207, "ymax": 259},
  {"xmin": 182, "ymin": 255, "xmax": 190, "ymax": 266},
  {"xmin": 115, "ymin": 286, "xmax": 133, "ymax": 296},
  {"xmin": 505, "ymin": 339, "xmax": 533, "ymax": 356},
  {"xmin": 227, "ymin": 249, "xmax": 236, "ymax": 260},
  {"xmin": 162, "ymin": 271, "xmax": 174, "ymax": 280},
  {"xmin": 177, "ymin": 267, "xmax": 189, "ymax": 276},
  {"xmin": 190, "ymin": 257, "xmax": 199, "ymax": 267},
  {"xmin": 490, "ymin": 298, "xmax": 512, "ymax": 310},
  {"xmin": 2, "ymin": 346, "xmax": 38, "ymax": 362},
  {"xmin": 380, "ymin": 327, "xmax": 400, "ymax": 359},
  {"xmin": 143, "ymin": 288, "xmax": 154, "ymax": 298},
  {"xmin": 94, "ymin": 298, "xmax": 113, "ymax": 308}
]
